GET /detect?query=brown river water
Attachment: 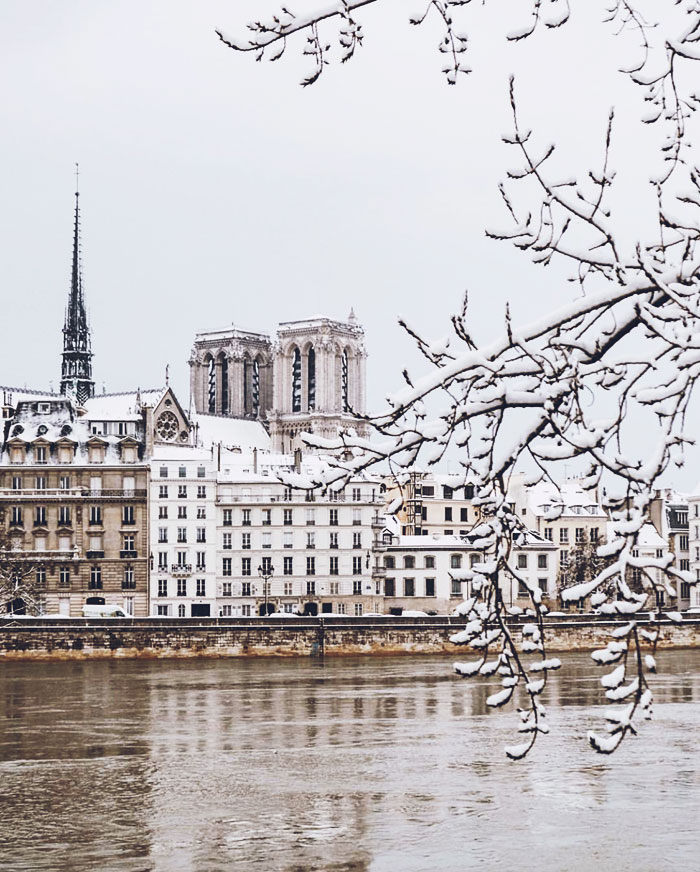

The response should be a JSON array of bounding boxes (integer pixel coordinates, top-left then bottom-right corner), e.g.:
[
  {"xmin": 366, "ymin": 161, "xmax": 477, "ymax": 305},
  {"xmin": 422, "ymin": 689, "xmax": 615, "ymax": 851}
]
[{"xmin": 1, "ymin": 650, "xmax": 699, "ymax": 872}]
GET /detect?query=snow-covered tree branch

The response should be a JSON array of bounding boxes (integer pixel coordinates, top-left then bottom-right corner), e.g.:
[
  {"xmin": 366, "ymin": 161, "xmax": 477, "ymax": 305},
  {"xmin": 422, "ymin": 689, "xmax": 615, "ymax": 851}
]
[{"xmin": 219, "ymin": 1, "xmax": 700, "ymax": 756}]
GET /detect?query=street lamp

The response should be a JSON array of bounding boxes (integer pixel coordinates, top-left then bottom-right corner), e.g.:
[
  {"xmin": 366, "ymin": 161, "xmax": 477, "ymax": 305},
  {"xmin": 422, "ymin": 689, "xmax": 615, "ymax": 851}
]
[{"xmin": 258, "ymin": 561, "xmax": 275, "ymax": 616}]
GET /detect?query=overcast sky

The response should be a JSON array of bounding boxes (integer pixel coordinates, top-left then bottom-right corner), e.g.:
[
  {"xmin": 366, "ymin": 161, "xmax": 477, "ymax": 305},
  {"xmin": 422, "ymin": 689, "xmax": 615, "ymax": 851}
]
[{"xmin": 2, "ymin": 1, "xmax": 697, "ymax": 487}]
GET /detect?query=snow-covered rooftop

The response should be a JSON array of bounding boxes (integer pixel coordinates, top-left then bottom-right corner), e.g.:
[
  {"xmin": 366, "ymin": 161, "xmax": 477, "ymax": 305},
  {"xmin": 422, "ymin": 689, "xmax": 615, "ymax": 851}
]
[
  {"xmin": 527, "ymin": 479, "xmax": 606, "ymax": 518},
  {"xmin": 83, "ymin": 389, "xmax": 165, "ymax": 421},
  {"xmin": 193, "ymin": 413, "xmax": 271, "ymax": 452}
]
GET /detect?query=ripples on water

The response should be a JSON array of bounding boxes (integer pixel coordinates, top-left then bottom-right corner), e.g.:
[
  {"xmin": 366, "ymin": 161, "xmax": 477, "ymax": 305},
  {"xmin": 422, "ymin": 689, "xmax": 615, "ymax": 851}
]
[{"xmin": 1, "ymin": 651, "xmax": 699, "ymax": 872}]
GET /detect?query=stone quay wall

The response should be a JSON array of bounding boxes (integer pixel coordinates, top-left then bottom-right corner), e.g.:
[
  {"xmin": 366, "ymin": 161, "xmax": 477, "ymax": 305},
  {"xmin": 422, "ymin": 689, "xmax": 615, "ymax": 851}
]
[{"xmin": 1, "ymin": 616, "xmax": 699, "ymax": 660}]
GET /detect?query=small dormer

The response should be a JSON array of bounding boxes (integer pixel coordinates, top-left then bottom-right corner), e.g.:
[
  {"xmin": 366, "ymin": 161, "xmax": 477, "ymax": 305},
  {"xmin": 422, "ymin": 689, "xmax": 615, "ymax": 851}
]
[
  {"xmin": 87, "ymin": 435, "xmax": 108, "ymax": 464},
  {"xmin": 6, "ymin": 435, "xmax": 27, "ymax": 465},
  {"xmin": 31, "ymin": 438, "xmax": 50, "ymax": 465},
  {"xmin": 55, "ymin": 435, "xmax": 77, "ymax": 465},
  {"xmin": 118, "ymin": 435, "xmax": 140, "ymax": 464}
]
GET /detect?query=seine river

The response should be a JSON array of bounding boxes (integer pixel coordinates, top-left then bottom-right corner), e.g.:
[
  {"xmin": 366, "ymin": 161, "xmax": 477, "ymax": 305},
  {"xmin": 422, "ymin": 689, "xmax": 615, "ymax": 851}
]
[{"xmin": 1, "ymin": 650, "xmax": 699, "ymax": 872}]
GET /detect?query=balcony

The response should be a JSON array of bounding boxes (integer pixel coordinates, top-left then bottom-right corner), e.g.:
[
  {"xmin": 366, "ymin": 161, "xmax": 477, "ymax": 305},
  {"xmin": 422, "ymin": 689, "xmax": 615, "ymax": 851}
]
[
  {"xmin": 33, "ymin": 520, "xmax": 48, "ymax": 528},
  {"xmin": 9, "ymin": 520, "xmax": 23, "ymax": 528},
  {"xmin": 11, "ymin": 549, "xmax": 77, "ymax": 561},
  {"xmin": 120, "ymin": 550, "xmax": 138, "ymax": 559},
  {"xmin": 121, "ymin": 580, "xmax": 137, "ymax": 590},
  {"xmin": 86, "ymin": 550, "xmax": 104, "ymax": 559},
  {"xmin": 171, "ymin": 564, "xmax": 192, "ymax": 576}
]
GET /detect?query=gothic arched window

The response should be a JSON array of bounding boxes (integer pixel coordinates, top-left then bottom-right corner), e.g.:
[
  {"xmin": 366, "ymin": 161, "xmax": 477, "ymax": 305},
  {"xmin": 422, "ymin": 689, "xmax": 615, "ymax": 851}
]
[
  {"xmin": 341, "ymin": 349, "xmax": 349, "ymax": 412},
  {"xmin": 252, "ymin": 357, "xmax": 261, "ymax": 417},
  {"xmin": 292, "ymin": 348, "xmax": 302, "ymax": 413},
  {"xmin": 207, "ymin": 358, "xmax": 216, "ymax": 414},
  {"xmin": 220, "ymin": 356, "xmax": 229, "ymax": 414},
  {"xmin": 307, "ymin": 347, "xmax": 316, "ymax": 411}
]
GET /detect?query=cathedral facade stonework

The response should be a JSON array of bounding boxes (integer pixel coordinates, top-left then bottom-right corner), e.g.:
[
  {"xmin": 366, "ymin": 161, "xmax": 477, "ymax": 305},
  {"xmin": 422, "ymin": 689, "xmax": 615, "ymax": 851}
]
[{"xmin": 189, "ymin": 314, "xmax": 369, "ymax": 453}]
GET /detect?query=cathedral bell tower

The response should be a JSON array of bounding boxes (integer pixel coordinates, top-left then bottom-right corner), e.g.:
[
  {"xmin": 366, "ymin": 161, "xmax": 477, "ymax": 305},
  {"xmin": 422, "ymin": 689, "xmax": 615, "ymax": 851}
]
[{"xmin": 60, "ymin": 170, "xmax": 95, "ymax": 406}]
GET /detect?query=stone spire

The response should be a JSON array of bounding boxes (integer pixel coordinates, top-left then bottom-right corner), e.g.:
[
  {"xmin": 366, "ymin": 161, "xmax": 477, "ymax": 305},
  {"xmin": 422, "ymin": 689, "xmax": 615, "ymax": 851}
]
[{"xmin": 60, "ymin": 168, "xmax": 94, "ymax": 405}]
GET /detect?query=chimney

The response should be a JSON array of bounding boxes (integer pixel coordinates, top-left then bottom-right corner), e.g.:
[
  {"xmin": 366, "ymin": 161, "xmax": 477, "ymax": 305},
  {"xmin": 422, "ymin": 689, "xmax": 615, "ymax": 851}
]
[{"xmin": 294, "ymin": 447, "xmax": 302, "ymax": 473}]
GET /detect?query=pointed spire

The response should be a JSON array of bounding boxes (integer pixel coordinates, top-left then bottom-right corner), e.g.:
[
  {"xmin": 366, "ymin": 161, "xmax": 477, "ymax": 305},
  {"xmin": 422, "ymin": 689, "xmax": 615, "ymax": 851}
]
[{"xmin": 60, "ymin": 164, "xmax": 95, "ymax": 406}]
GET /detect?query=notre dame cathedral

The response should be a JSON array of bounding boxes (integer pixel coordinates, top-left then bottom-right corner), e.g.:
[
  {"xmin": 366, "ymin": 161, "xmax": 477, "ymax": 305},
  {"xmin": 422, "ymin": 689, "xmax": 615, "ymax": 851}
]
[{"xmin": 188, "ymin": 314, "xmax": 370, "ymax": 454}]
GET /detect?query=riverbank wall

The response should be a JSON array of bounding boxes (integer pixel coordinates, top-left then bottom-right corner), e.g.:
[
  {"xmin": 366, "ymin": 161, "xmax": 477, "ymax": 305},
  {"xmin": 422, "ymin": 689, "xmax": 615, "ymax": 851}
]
[{"xmin": 1, "ymin": 615, "xmax": 699, "ymax": 660}]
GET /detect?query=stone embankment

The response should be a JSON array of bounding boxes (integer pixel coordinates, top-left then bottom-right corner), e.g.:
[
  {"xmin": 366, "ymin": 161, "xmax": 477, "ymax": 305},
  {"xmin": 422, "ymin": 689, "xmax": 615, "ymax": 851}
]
[{"xmin": 0, "ymin": 615, "xmax": 699, "ymax": 660}]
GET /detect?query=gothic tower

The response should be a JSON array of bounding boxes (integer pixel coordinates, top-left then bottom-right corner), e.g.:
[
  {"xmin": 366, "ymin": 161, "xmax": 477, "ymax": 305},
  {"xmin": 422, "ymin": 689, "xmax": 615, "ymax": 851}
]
[{"xmin": 60, "ymin": 182, "xmax": 94, "ymax": 405}]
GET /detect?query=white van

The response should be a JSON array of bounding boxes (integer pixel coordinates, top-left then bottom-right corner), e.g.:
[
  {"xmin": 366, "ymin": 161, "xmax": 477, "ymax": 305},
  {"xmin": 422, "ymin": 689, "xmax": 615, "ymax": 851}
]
[{"xmin": 82, "ymin": 604, "xmax": 130, "ymax": 618}]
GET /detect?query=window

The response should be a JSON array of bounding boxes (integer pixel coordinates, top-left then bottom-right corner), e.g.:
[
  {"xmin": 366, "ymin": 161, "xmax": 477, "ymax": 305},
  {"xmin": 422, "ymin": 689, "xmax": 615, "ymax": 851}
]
[
  {"xmin": 330, "ymin": 556, "xmax": 339, "ymax": 576},
  {"xmin": 560, "ymin": 550, "xmax": 569, "ymax": 567},
  {"xmin": 352, "ymin": 487, "xmax": 361, "ymax": 501},
  {"xmin": 283, "ymin": 531, "xmax": 293, "ymax": 549},
  {"xmin": 159, "ymin": 466, "xmax": 168, "ymax": 478},
  {"xmin": 424, "ymin": 555, "xmax": 435, "ymax": 569},
  {"xmin": 352, "ymin": 556, "xmax": 362, "ymax": 574},
  {"xmin": 10, "ymin": 506, "xmax": 23, "ymax": 526},
  {"xmin": 122, "ymin": 533, "xmax": 135, "ymax": 551},
  {"xmin": 178, "ymin": 466, "xmax": 187, "ymax": 478},
  {"xmin": 544, "ymin": 528, "xmax": 553, "ymax": 541},
  {"xmin": 59, "ymin": 475, "xmax": 70, "ymax": 490},
  {"xmin": 518, "ymin": 580, "xmax": 529, "ymax": 597},
  {"xmin": 35, "ymin": 476, "xmax": 47, "ymax": 490},
  {"xmin": 385, "ymin": 556, "xmax": 395, "ymax": 569},
  {"xmin": 59, "ymin": 566, "xmax": 71, "ymax": 587},
  {"xmin": 306, "ymin": 557, "xmax": 315, "ymax": 576},
  {"xmin": 177, "ymin": 579, "xmax": 187, "ymax": 596},
  {"xmin": 681, "ymin": 581, "xmax": 691, "ymax": 599},
  {"xmin": 35, "ymin": 566, "xmax": 46, "ymax": 587},
  {"xmin": 354, "ymin": 603, "xmax": 363, "ymax": 617},
  {"xmin": 538, "ymin": 578, "xmax": 548, "ymax": 594},
  {"xmin": 197, "ymin": 466, "xmax": 206, "ymax": 478},
  {"xmin": 196, "ymin": 552, "xmax": 206, "ymax": 570},
  {"xmin": 158, "ymin": 528, "xmax": 168, "ymax": 543},
  {"xmin": 307, "ymin": 580, "xmax": 316, "ymax": 595},
  {"xmin": 444, "ymin": 507, "xmax": 453, "ymax": 522},
  {"xmin": 159, "ymin": 485, "xmax": 168, "ymax": 498},
  {"xmin": 450, "ymin": 554, "xmax": 462, "ymax": 569},
  {"xmin": 89, "ymin": 506, "xmax": 101, "ymax": 525},
  {"xmin": 261, "ymin": 556, "xmax": 272, "ymax": 574},
  {"xmin": 178, "ymin": 485, "xmax": 187, "ymax": 499},
  {"xmin": 222, "ymin": 558, "xmax": 232, "ymax": 577},
  {"xmin": 353, "ymin": 532, "xmax": 362, "ymax": 549},
  {"xmin": 122, "ymin": 506, "xmax": 135, "ymax": 525},
  {"xmin": 159, "ymin": 505, "xmax": 168, "ymax": 519},
  {"xmin": 197, "ymin": 486, "xmax": 206, "ymax": 499},
  {"xmin": 158, "ymin": 552, "xmax": 167, "ymax": 569},
  {"xmin": 197, "ymin": 506, "xmax": 206, "ymax": 519},
  {"xmin": 575, "ymin": 527, "xmax": 585, "ymax": 543},
  {"xmin": 196, "ymin": 579, "xmax": 205, "ymax": 596},
  {"xmin": 223, "ymin": 532, "xmax": 232, "ymax": 550},
  {"xmin": 306, "ymin": 508, "xmax": 316, "ymax": 525},
  {"xmin": 403, "ymin": 556, "xmax": 415, "ymax": 569},
  {"xmin": 329, "ymin": 509, "xmax": 338, "ymax": 527},
  {"xmin": 158, "ymin": 579, "xmax": 168, "ymax": 597},
  {"xmin": 242, "ymin": 533, "xmax": 251, "ymax": 550},
  {"xmin": 242, "ymin": 509, "xmax": 251, "ymax": 526},
  {"xmin": 679, "ymin": 534, "xmax": 689, "ymax": 551},
  {"xmin": 284, "ymin": 556, "xmax": 293, "ymax": 575},
  {"xmin": 329, "ymin": 532, "xmax": 338, "ymax": 549},
  {"xmin": 58, "ymin": 506, "xmax": 71, "ymax": 526},
  {"xmin": 559, "ymin": 528, "xmax": 569, "ymax": 545},
  {"xmin": 262, "ymin": 509, "xmax": 271, "ymax": 526},
  {"xmin": 262, "ymin": 531, "xmax": 272, "ymax": 549},
  {"xmin": 11, "ymin": 476, "xmax": 21, "ymax": 490},
  {"xmin": 284, "ymin": 581, "xmax": 294, "ymax": 596},
  {"xmin": 451, "ymin": 579, "xmax": 462, "ymax": 597},
  {"xmin": 460, "ymin": 507, "xmax": 468, "ymax": 522},
  {"xmin": 404, "ymin": 578, "xmax": 415, "ymax": 597},
  {"xmin": 330, "ymin": 581, "xmax": 339, "ymax": 595},
  {"xmin": 35, "ymin": 445, "xmax": 47, "ymax": 464},
  {"xmin": 178, "ymin": 506, "xmax": 187, "ymax": 519},
  {"xmin": 196, "ymin": 527, "xmax": 206, "ymax": 543},
  {"xmin": 90, "ymin": 566, "xmax": 102, "ymax": 590},
  {"xmin": 123, "ymin": 566, "xmax": 135, "ymax": 589},
  {"xmin": 352, "ymin": 509, "xmax": 362, "ymax": 526},
  {"xmin": 284, "ymin": 509, "xmax": 293, "ymax": 526},
  {"xmin": 680, "ymin": 558, "xmax": 690, "ymax": 572},
  {"xmin": 517, "ymin": 554, "xmax": 528, "ymax": 569},
  {"xmin": 425, "ymin": 578, "xmax": 436, "ymax": 597},
  {"xmin": 242, "ymin": 582, "xmax": 252, "ymax": 597},
  {"xmin": 353, "ymin": 579, "xmax": 362, "ymax": 594},
  {"xmin": 177, "ymin": 527, "xmax": 187, "ymax": 543},
  {"xmin": 156, "ymin": 605, "xmax": 170, "ymax": 616},
  {"xmin": 223, "ymin": 509, "xmax": 232, "ymax": 526},
  {"xmin": 442, "ymin": 486, "xmax": 453, "ymax": 499},
  {"xmin": 385, "ymin": 578, "xmax": 396, "ymax": 596},
  {"xmin": 537, "ymin": 554, "xmax": 548, "ymax": 570},
  {"xmin": 306, "ymin": 531, "xmax": 315, "ymax": 549},
  {"xmin": 422, "ymin": 486, "xmax": 434, "ymax": 497},
  {"xmin": 336, "ymin": 603, "xmax": 347, "ymax": 615},
  {"xmin": 242, "ymin": 557, "xmax": 251, "ymax": 576}
]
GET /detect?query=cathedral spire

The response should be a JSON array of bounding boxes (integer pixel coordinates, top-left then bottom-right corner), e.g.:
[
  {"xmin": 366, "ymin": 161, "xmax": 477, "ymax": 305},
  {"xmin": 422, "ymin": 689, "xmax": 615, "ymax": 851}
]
[{"xmin": 60, "ymin": 165, "xmax": 94, "ymax": 405}]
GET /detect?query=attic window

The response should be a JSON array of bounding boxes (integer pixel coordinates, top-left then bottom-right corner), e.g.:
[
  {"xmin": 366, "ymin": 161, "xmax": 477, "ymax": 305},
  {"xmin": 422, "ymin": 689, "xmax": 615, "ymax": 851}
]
[{"xmin": 38, "ymin": 403, "xmax": 50, "ymax": 414}]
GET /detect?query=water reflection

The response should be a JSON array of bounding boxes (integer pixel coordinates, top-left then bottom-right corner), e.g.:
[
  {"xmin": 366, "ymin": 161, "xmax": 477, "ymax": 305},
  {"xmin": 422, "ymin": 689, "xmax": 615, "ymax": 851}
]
[{"xmin": 1, "ymin": 651, "xmax": 699, "ymax": 871}]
